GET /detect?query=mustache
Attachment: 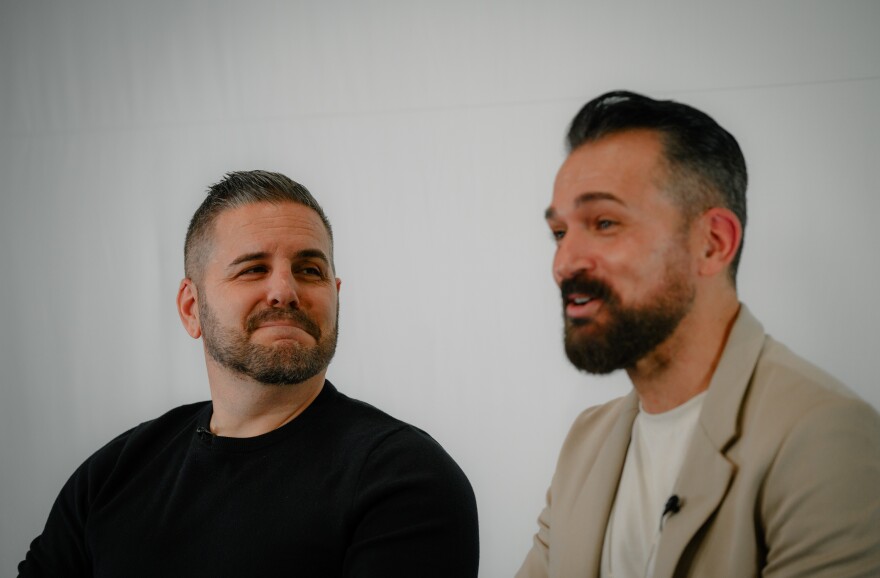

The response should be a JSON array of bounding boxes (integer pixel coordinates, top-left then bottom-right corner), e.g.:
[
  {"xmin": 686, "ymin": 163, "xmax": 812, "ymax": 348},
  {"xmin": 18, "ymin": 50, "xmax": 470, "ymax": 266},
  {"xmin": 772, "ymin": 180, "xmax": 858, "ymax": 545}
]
[
  {"xmin": 246, "ymin": 308, "xmax": 321, "ymax": 340},
  {"xmin": 560, "ymin": 273, "xmax": 615, "ymax": 304}
]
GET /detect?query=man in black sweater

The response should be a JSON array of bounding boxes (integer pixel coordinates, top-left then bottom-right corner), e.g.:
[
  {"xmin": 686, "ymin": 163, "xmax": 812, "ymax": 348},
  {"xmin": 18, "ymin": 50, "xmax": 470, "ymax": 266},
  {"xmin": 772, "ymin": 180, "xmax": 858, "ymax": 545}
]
[{"xmin": 19, "ymin": 171, "xmax": 479, "ymax": 577}]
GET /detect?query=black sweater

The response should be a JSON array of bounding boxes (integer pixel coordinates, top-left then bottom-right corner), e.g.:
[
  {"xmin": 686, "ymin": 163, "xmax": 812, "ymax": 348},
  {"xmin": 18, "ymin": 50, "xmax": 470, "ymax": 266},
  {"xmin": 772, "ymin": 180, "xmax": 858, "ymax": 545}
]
[{"xmin": 19, "ymin": 382, "xmax": 479, "ymax": 577}]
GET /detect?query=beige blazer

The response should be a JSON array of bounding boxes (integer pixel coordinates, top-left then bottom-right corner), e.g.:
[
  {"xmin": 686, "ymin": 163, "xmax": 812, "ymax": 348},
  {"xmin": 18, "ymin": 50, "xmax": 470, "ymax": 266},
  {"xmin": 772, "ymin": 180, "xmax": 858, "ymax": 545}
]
[{"xmin": 517, "ymin": 305, "xmax": 880, "ymax": 577}]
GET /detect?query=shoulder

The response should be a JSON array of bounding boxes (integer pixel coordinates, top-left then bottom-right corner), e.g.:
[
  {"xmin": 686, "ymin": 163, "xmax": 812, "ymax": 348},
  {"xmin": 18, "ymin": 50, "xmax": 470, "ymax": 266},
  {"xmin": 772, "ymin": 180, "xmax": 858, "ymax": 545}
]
[
  {"xmin": 569, "ymin": 392, "xmax": 635, "ymax": 430},
  {"xmin": 323, "ymin": 385, "xmax": 411, "ymax": 432},
  {"xmin": 323, "ymin": 385, "xmax": 465, "ymax": 474},
  {"xmin": 320, "ymin": 389, "xmax": 480, "ymax": 575},
  {"xmin": 752, "ymin": 337, "xmax": 880, "ymax": 453},
  {"xmin": 562, "ymin": 393, "xmax": 636, "ymax": 452},
  {"xmin": 738, "ymin": 340, "xmax": 880, "ymax": 574},
  {"xmin": 756, "ymin": 335, "xmax": 856, "ymax": 398},
  {"xmin": 98, "ymin": 401, "xmax": 209, "ymax": 453},
  {"xmin": 545, "ymin": 392, "xmax": 636, "ymax": 488},
  {"xmin": 76, "ymin": 401, "xmax": 210, "ymax": 491},
  {"xmin": 745, "ymin": 336, "xmax": 877, "ymax": 431},
  {"xmin": 728, "ymin": 334, "xmax": 880, "ymax": 505},
  {"xmin": 35, "ymin": 401, "xmax": 210, "ymax": 541},
  {"xmin": 321, "ymin": 384, "xmax": 442, "ymax": 452},
  {"xmin": 722, "ymin": 332, "xmax": 880, "ymax": 470},
  {"xmin": 325, "ymin": 385, "xmax": 479, "ymax": 564}
]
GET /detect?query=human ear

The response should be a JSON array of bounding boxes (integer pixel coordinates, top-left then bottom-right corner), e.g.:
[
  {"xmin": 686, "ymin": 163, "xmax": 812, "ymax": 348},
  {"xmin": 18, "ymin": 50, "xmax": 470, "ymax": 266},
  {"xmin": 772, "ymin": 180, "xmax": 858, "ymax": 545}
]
[
  {"xmin": 177, "ymin": 278, "xmax": 202, "ymax": 339},
  {"xmin": 697, "ymin": 207, "xmax": 742, "ymax": 278}
]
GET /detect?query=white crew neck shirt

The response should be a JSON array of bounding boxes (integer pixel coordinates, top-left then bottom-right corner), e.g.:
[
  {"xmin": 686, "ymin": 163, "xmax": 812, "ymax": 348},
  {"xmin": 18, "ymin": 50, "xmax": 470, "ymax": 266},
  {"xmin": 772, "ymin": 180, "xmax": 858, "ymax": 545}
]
[{"xmin": 600, "ymin": 391, "xmax": 706, "ymax": 578}]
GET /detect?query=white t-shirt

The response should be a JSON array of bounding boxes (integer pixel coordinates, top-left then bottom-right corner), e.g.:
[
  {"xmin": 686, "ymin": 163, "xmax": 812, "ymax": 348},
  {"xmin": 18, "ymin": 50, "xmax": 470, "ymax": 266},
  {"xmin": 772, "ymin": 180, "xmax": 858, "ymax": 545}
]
[{"xmin": 600, "ymin": 392, "xmax": 706, "ymax": 578}]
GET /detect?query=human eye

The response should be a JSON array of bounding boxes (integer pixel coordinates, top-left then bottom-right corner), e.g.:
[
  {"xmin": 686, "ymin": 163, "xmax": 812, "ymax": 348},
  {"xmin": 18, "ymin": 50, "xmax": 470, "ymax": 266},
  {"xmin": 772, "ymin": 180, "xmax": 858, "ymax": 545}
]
[
  {"xmin": 239, "ymin": 264, "xmax": 268, "ymax": 276},
  {"xmin": 547, "ymin": 219, "xmax": 566, "ymax": 242},
  {"xmin": 297, "ymin": 264, "xmax": 326, "ymax": 279},
  {"xmin": 595, "ymin": 218, "xmax": 618, "ymax": 231}
]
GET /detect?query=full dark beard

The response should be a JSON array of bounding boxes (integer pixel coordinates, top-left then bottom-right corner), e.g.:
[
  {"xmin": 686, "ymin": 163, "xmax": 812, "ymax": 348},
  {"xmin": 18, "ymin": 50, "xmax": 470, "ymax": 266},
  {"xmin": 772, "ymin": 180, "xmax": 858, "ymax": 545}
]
[
  {"xmin": 562, "ymin": 265, "xmax": 694, "ymax": 375},
  {"xmin": 200, "ymin": 300, "xmax": 338, "ymax": 386}
]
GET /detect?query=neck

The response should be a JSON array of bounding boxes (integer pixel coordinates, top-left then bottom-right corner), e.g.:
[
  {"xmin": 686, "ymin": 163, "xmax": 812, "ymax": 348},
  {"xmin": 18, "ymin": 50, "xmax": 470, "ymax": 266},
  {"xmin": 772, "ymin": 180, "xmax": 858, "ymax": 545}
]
[
  {"xmin": 204, "ymin": 359, "xmax": 327, "ymax": 438},
  {"xmin": 627, "ymin": 294, "xmax": 740, "ymax": 414}
]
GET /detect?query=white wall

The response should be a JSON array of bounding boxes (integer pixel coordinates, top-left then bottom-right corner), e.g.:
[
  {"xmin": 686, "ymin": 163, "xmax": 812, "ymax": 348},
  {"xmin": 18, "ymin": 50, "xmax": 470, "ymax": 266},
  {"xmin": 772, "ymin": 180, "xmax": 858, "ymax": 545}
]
[{"xmin": 1, "ymin": 1, "xmax": 878, "ymax": 575}]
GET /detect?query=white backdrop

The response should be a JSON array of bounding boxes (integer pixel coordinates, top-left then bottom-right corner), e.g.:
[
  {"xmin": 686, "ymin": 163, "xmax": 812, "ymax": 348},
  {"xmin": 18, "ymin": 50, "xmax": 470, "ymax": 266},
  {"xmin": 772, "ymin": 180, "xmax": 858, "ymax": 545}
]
[{"xmin": 2, "ymin": 1, "xmax": 879, "ymax": 575}]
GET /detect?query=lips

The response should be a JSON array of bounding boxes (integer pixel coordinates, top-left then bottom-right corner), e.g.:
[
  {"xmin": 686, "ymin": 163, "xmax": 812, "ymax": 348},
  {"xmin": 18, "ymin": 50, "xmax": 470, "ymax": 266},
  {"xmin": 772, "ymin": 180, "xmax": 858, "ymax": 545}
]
[
  {"xmin": 256, "ymin": 320, "xmax": 309, "ymax": 333},
  {"xmin": 258, "ymin": 320, "xmax": 301, "ymax": 328},
  {"xmin": 247, "ymin": 309, "xmax": 321, "ymax": 340},
  {"xmin": 568, "ymin": 295, "xmax": 593, "ymax": 306},
  {"xmin": 560, "ymin": 275, "xmax": 614, "ymax": 319},
  {"xmin": 565, "ymin": 294, "xmax": 601, "ymax": 319}
]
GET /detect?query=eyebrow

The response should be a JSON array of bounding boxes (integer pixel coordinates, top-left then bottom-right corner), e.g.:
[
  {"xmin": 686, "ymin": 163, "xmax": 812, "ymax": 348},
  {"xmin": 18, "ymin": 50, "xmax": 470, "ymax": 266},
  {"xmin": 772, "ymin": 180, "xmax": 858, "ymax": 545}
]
[
  {"xmin": 544, "ymin": 192, "xmax": 625, "ymax": 220},
  {"xmin": 226, "ymin": 249, "xmax": 330, "ymax": 270}
]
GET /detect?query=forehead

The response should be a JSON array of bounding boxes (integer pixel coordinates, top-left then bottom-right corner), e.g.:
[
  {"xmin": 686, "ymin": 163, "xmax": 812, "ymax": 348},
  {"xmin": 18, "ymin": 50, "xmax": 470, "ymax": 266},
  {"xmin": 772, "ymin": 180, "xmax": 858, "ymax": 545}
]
[
  {"xmin": 209, "ymin": 201, "xmax": 332, "ymax": 258},
  {"xmin": 550, "ymin": 129, "xmax": 670, "ymax": 215}
]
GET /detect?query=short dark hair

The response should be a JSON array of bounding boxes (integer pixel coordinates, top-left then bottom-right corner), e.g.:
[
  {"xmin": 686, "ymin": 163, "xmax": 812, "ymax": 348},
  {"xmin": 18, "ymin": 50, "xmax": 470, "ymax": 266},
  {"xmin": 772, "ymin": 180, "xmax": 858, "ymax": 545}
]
[
  {"xmin": 567, "ymin": 90, "xmax": 748, "ymax": 282},
  {"xmin": 184, "ymin": 170, "xmax": 333, "ymax": 282}
]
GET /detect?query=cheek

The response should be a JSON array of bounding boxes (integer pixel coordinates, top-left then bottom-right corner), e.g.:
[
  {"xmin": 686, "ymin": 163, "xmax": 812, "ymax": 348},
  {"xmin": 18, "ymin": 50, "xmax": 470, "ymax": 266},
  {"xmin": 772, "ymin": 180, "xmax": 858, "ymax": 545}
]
[
  {"xmin": 596, "ymin": 241, "xmax": 643, "ymax": 278},
  {"xmin": 216, "ymin": 289, "xmax": 264, "ymax": 321},
  {"xmin": 306, "ymin": 289, "xmax": 339, "ymax": 321},
  {"xmin": 328, "ymin": 294, "xmax": 340, "ymax": 321},
  {"xmin": 601, "ymin": 243, "xmax": 668, "ymax": 294},
  {"xmin": 639, "ymin": 243, "xmax": 694, "ymax": 290}
]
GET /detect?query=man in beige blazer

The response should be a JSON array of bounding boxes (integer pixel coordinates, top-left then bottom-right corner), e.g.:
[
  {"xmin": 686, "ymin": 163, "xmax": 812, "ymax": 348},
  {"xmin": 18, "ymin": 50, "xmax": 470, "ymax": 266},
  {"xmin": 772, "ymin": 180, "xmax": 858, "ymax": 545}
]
[{"xmin": 517, "ymin": 91, "xmax": 880, "ymax": 577}]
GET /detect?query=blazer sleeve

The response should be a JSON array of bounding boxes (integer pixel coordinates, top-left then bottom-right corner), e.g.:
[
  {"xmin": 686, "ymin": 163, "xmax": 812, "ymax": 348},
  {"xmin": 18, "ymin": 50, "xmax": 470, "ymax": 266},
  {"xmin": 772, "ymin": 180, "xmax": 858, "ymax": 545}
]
[
  {"xmin": 761, "ymin": 396, "xmax": 880, "ymax": 578},
  {"xmin": 515, "ymin": 486, "xmax": 552, "ymax": 578}
]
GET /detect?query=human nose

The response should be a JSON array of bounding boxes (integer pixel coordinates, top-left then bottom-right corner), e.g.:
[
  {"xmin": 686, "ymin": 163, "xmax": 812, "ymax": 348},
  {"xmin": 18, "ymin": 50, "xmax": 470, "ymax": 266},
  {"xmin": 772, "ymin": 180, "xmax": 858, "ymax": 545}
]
[
  {"xmin": 265, "ymin": 269, "xmax": 300, "ymax": 308},
  {"xmin": 553, "ymin": 231, "xmax": 595, "ymax": 285}
]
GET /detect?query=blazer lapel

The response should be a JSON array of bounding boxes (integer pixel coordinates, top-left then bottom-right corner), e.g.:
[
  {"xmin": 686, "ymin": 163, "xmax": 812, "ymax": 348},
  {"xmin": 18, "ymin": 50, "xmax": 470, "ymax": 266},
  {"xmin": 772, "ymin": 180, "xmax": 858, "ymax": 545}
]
[
  {"xmin": 651, "ymin": 427, "xmax": 735, "ymax": 577},
  {"xmin": 561, "ymin": 392, "xmax": 639, "ymax": 577},
  {"xmin": 651, "ymin": 304, "xmax": 767, "ymax": 578}
]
